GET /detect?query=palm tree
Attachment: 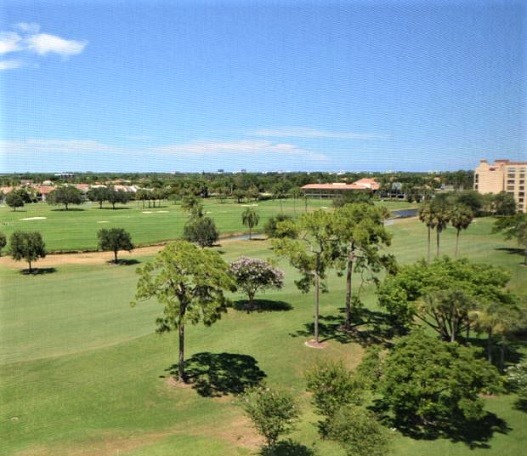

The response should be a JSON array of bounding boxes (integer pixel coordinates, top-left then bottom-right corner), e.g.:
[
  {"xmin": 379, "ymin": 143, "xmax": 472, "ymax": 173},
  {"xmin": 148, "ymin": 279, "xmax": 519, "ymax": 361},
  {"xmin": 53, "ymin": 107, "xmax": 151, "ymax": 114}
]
[
  {"xmin": 449, "ymin": 204, "xmax": 474, "ymax": 258},
  {"xmin": 418, "ymin": 204, "xmax": 436, "ymax": 262},
  {"xmin": 242, "ymin": 207, "xmax": 260, "ymax": 240},
  {"xmin": 431, "ymin": 203, "xmax": 450, "ymax": 257}
]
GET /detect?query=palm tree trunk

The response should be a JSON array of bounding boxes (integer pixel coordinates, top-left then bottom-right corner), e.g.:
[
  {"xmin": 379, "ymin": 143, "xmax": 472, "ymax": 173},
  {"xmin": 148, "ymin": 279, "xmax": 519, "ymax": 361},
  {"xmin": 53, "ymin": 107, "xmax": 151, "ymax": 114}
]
[
  {"xmin": 314, "ymin": 270, "xmax": 320, "ymax": 343},
  {"xmin": 436, "ymin": 229, "xmax": 440, "ymax": 257},
  {"xmin": 455, "ymin": 230, "xmax": 460, "ymax": 258},
  {"xmin": 427, "ymin": 226, "xmax": 431, "ymax": 262}
]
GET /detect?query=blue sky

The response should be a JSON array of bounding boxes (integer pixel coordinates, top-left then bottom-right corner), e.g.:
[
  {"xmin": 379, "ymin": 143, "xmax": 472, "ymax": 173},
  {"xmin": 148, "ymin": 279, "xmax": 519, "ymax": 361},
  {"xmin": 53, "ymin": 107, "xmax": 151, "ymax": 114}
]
[{"xmin": 0, "ymin": 0, "xmax": 525, "ymax": 173}]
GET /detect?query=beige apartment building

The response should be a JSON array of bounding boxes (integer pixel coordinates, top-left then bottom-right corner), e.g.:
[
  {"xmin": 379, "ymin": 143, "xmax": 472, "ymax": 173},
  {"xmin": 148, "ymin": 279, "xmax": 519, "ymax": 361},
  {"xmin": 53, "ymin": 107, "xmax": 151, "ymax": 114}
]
[{"xmin": 474, "ymin": 159, "xmax": 527, "ymax": 213}]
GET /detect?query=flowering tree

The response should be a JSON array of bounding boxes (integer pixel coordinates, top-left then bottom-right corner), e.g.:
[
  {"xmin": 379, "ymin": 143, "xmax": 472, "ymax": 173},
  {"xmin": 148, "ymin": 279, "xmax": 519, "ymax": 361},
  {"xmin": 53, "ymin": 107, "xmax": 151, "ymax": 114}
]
[{"xmin": 230, "ymin": 257, "xmax": 284, "ymax": 310}]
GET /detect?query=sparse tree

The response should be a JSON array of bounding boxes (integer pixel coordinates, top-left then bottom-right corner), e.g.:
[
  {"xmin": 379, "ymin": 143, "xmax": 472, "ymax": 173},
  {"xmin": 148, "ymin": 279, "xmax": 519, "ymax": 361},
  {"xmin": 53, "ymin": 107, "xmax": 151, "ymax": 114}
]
[
  {"xmin": 183, "ymin": 216, "xmax": 219, "ymax": 248},
  {"xmin": 240, "ymin": 386, "xmax": 300, "ymax": 448},
  {"xmin": 107, "ymin": 187, "xmax": 131, "ymax": 209},
  {"xmin": 9, "ymin": 231, "xmax": 46, "ymax": 273},
  {"xmin": 97, "ymin": 227, "xmax": 134, "ymax": 263},
  {"xmin": 449, "ymin": 204, "xmax": 474, "ymax": 258},
  {"xmin": 132, "ymin": 241, "xmax": 235, "ymax": 381},
  {"xmin": 242, "ymin": 207, "xmax": 260, "ymax": 240},
  {"xmin": 229, "ymin": 257, "xmax": 284, "ymax": 310},
  {"xmin": 493, "ymin": 213, "xmax": 527, "ymax": 265},
  {"xmin": 87, "ymin": 186, "xmax": 109, "ymax": 209},
  {"xmin": 47, "ymin": 186, "xmax": 83, "ymax": 211}
]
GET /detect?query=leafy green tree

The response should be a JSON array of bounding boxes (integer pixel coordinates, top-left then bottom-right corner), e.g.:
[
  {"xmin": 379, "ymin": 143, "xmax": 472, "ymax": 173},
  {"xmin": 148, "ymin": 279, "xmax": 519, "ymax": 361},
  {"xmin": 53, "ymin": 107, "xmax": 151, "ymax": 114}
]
[
  {"xmin": 493, "ymin": 213, "xmax": 527, "ymax": 265},
  {"xmin": 456, "ymin": 190, "xmax": 484, "ymax": 215},
  {"xmin": 493, "ymin": 191, "xmax": 517, "ymax": 216},
  {"xmin": 229, "ymin": 257, "xmax": 284, "ymax": 310},
  {"xmin": 47, "ymin": 186, "xmax": 83, "ymax": 210},
  {"xmin": 272, "ymin": 210, "xmax": 339, "ymax": 343},
  {"xmin": 183, "ymin": 215, "xmax": 219, "ymax": 248},
  {"xmin": 5, "ymin": 192, "xmax": 25, "ymax": 211},
  {"xmin": 240, "ymin": 386, "xmax": 300, "ymax": 448},
  {"xmin": 379, "ymin": 330, "xmax": 501, "ymax": 429},
  {"xmin": 97, "ymin": 227, "xmax": 134, "ymax": 263},
  {"xmin": 305, "ymin": 361, "xmax": 363, "ymax": 437},
  {"xmin": 87, "ymin": 186, "xmax": 110, "ymax": 209},
  {"xmin": 0, "ymin": 232, "xmax": 6, "ymax": 256},
  {"xmin": 181, "ymin": 195, "xmax": 203, "ymax": 217},
  {"xmin": 264, "ymin": 214, "xmax": 297, "ymax": 239},
  {"xmin": 332, "ymin": 203, "xmax": 394, "ymax": 330},
  {"xmin": 328, "ymin": 405, "xmax": 391, "ymax": 456},
  {"xmin": 106, "ymin": 187, "xmax": 131, "ymax": 209},
  {"xmin": 241, "ymin": 207, "xmax": 260, "ymax": 240},
  {"xmin": 449, "ymin": 204, "xmax": 474, "ymax": 258},
  {"xmin": 378, "ymin": 257, "xmax": 516, "ymax": 339},
  {"xmin": 132, "ymin": 241, "xmax": 235, "ymax": 381},
  {"xmin": 507, "ymin": 360, "xmax": 527, "ymax": 398},
  {"xmin": 9, "ymin": 231, "xmax": 46, "ymax": 273}
]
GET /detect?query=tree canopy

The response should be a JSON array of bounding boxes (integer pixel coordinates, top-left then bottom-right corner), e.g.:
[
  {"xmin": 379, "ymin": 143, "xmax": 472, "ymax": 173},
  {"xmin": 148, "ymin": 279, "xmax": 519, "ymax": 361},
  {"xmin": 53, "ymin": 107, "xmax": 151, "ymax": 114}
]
[
  {"xmin": 9, "ymin": 231, "xmax": 46, "ymax": 273},
  {"xmin": 132, "ymin": 241, "xmax": 235, "ymax": 381},
  {"xmin": 97, "ymin": 227, "xmax": 134, "ymax": 263},
  {"xmin": 47, "ymin": 186, "xmax": 84, "ymax": 210},
  {"xmin": 241, "ymin": 207, "xmax": 260, "ymax": 240}
]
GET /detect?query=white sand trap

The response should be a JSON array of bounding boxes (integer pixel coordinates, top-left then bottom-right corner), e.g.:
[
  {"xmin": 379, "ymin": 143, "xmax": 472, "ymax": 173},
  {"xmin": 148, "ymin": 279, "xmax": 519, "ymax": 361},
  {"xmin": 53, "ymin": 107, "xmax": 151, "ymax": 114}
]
[
  {"xmin": 97, "ymin": 221, "xmax": 109, "ymax": 223},
  {"xmin": 142, "ymin": 211, "xmax": 153, "ymax": 214},
  {"xmin": 156, "ymin": 210, "xmax": 168, "ymax": 213},
  {"xmin": 241, "ymin": 204, "xmax": 258, "ymax": 207},
  {"xmin": 21, "ymin": 217, "xmax": 47, "ymax": 221}
]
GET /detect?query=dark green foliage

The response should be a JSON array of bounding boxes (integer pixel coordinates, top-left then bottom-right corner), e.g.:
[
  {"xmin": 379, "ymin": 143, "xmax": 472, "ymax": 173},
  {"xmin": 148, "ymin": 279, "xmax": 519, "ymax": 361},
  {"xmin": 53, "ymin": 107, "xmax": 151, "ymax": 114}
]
[
  {"xmin": 97, "ymin": 227, "xmax": 134, "ymax": 263},
  {"xmin": 354, "ymin": 345, "xmax": 383, "ymax": 392},
  {"xmin": 240, "ymin": 386, "xmax": 300, "ymax": 447},
  {"xmin": 378, "ymin": 257, "xmax": 516, "ymax": 338},
  {"xmin": 379, "ymin": 330, "xmax": 501, "ymax": 429},
  {"xmin": 87, "ymin": 187, "xmax": 110, "ymax": 208},
  {"xmin": 0, "ymin": 232, "xmax": 6, "ymax": 256},
  {"xmin": 332, "ymin": 191, "xmax": 373, "ymax": 208},
  {"xmin": 183, "ymin": 216, "xmax": 219, "ymax": 247},
  {"xmin": 455, "ymin": 191, "xmax": 484, "ymax": 215},
  {"xmin": 493, "ymin": 213, "xmax": 527, "ymax": 264},
  {"xmin": 264, "ymin": 214, "xmax": 297, "ymax": 239},
  {"xmin": 493, "ymin": 191, "xmax": 517, "ymax": 216},
  {"xmin": 328, "ymin": 405, "xmax": 391, "ymax": 456},
  {"xmin": 106, "ymin": 187, "xmax": 131, "ymax": 209},
  {"xmin": 305, "ymin": 361, "xmax": 363, "ymax": 437},
  {"xmin": 242, "ymin": 207, "xmax": 260, "ymax": 239},
  {"xmin": 5, "ymin": 192, "xmax": 25, "ymax": 211},
  {"xmin": 9, "ymin": 230, "xmax": 46, "ymax": 272},
  {"xmin": 47, "ymin": 186, "xmax": 84, "ymax": 210}
]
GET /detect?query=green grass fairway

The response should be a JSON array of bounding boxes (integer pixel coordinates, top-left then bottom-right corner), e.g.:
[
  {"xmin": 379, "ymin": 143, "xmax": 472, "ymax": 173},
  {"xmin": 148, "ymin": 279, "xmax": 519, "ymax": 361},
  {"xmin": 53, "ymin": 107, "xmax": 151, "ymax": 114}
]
[{"xmin": 1, "ymin": 215, "xmax": 526, "ymax": 455}]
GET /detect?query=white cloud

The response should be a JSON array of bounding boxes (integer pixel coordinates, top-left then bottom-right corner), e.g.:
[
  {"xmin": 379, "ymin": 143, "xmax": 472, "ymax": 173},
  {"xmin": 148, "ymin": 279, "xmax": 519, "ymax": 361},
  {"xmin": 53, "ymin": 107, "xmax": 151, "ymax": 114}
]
[
  {"xmin": 0, "ymin": 59, "xmax": 24, "ymax": 70},
  {"xmin": 0, "ymin": 32, "xmax": 22, "ymax": 55},
  {"xmin": 25, "ymin": 33, "xmax": 87, "ymax": 57},
  {"xmin": 0, "ymin": 23, "xmax": 87, "ymax": 69},
  {"xmin": 252, "ymin": 127, "xmax": 387, "ymax": 140}
]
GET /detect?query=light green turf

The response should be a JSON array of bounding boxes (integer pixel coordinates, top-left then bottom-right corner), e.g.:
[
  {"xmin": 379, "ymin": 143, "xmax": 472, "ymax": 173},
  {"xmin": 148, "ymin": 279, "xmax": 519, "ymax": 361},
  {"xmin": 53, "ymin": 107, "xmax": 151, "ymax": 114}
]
[{"xmin": 1, "ymin": 217, "xmax": 526, "ymax": 455}]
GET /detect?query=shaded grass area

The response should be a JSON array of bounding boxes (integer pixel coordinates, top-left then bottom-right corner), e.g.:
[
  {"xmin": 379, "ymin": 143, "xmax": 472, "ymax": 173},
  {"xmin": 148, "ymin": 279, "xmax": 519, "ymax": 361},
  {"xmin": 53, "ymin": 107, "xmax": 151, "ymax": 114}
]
[{"xmin": 1, "ymin": 218, "xmax": 526, "ymax": 455}]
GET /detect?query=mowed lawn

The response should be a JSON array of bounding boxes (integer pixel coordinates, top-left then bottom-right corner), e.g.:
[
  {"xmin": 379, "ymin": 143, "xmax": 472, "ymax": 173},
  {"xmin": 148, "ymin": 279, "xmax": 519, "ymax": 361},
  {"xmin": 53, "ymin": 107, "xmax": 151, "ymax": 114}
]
[{"xmin": 1, "ymin": 212, "xmax": 526, "ymax": 455}]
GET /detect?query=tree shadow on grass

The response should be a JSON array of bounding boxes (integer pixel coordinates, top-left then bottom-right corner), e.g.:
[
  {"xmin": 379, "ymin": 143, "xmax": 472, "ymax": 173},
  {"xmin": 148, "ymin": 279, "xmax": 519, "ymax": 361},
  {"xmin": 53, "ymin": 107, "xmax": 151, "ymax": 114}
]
[
  {"xmin": 379, "ymin": 410, "xmax": 510, "ymax": 449},
  {"xmin": 514, "ymin": 398, "xmax": 527, "ymax": 413},
  {"xmin": 106, "ymin": 258, "xmax": 140, "ymax": 266},
  {"xmin": 99, "ymin": 207, "xmax": 131, "ymax": 210},
  {"xmin": 20, "ymin": 267, "xmax": 57, "ymax": 275},
  {"xmin": 233, "ymin": 299, "xmax": 293, "ymax": 313},
  {"xmin": 51, "ymin": 208, "xmax": 85, "ymax": 211},
  {"xmin": 260, "ymin": 440, "xmax": 317, "ymax": 456},
  {"xmin": 289, "ymin": 309, "xmax": 395, "ymax": 346},
  {"xmin": 167, "ymin": 352, "xmax": 266, "ymax": 397}
]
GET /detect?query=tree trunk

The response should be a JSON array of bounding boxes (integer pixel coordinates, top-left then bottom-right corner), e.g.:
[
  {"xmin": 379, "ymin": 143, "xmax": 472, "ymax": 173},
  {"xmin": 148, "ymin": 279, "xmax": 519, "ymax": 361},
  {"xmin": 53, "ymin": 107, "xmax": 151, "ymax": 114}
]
[
  {"xmin": 314, "ymin": 270, "xmax": 320, "ymax": 343},
  {"xmin": 113, "ymin": 250, "xmax": 118, "ymax": 263},
  {"xmin": 487, "ymin": 328, "xmax": 493, "ymax": 363},
  {"xmin": 344, "ymin": 243, "xmax": 354, "ymax": 330},
  {"xmin": 249, "ymin": 226, "xmax": 252, "ymax": 240},
  {"xmin": 27, "ymin": 260, "xmax": 32, "ymax": 273},
  {"xmin": 455, "ymin": 230, "xmax": 460, "ymax": 258},
  {"xmin": 436, "ymin": 229, "xmax": 440, "ymax": 257},
  {"xmin": 427, "ymin": 226, "xmax": 431, "ymax": 262},
  {"xmin": 178, "ymin": 323, "xmax": 186, "ymax": 382}
]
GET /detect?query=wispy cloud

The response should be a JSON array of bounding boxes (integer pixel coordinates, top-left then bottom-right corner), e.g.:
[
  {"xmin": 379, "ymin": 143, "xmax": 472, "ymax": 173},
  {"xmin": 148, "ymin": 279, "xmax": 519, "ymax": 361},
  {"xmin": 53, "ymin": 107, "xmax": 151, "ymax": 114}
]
[
  {"xmin": 152, "ymin": 140, "xmax": 328, "ymax": 161},
  {"xmin": 252, "ymin": 127, "xmax": 387, "ymax": 140},
  {"xmin": 0, "ymin": 23, "xmax": 87, "ymax": 70}
]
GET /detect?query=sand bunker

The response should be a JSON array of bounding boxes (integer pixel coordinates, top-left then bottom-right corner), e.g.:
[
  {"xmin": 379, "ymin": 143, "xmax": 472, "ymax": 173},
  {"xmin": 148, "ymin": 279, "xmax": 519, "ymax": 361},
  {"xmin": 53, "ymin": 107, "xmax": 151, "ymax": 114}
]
[
  {"xmin": 21, "ymin": 217, "xmax": 47, "ymax": 221},
  {"xmin": 97, "ymin": 221, "xmax": 109, "ymax": 223}
]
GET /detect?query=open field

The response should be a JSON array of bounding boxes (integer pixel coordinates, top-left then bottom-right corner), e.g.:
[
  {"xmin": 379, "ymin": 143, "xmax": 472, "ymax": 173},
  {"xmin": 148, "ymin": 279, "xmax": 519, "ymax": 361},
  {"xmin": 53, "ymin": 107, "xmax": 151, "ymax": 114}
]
[
  {"xmin": 0, "ymin": 198, "xmax": 414, "ymax": 252},
  {"xmin": 1, "ymin": 208, "xmax": 526, "ymax": 455}
]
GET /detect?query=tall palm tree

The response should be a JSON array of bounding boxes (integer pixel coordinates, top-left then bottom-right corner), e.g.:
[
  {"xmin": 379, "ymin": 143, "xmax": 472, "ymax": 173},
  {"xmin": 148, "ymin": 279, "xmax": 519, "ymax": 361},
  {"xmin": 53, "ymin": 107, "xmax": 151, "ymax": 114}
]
[
  {"xmin": 431, "ymin": 203, "xmax": 450, "ymax": 258},
  {"xmin": 242, "ymin": 207, "xmax": 260, "ymax": 240},
  {"xmin": 418, "ymin": 204, "xmax": 436, "ymax": 262},
  {"xmin": 449, "ymin": 204, "xmax": 474, "ymax": 258}
]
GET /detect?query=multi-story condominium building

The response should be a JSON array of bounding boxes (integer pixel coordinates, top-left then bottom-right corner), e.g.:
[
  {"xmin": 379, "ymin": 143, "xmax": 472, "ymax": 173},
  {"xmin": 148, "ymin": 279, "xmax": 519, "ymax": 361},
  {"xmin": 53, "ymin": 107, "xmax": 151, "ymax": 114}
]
[{"xmin": 474, "ymin": 159, "xmax": 527, "ymax": 213}]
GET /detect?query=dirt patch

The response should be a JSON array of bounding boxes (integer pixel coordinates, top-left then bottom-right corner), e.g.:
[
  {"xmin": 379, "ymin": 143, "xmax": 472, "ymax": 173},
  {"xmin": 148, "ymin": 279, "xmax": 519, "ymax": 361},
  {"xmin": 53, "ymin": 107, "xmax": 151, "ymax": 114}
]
[{"xmin": 305, "ymin": 339, "xmax": 328, "ymax": 349}]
